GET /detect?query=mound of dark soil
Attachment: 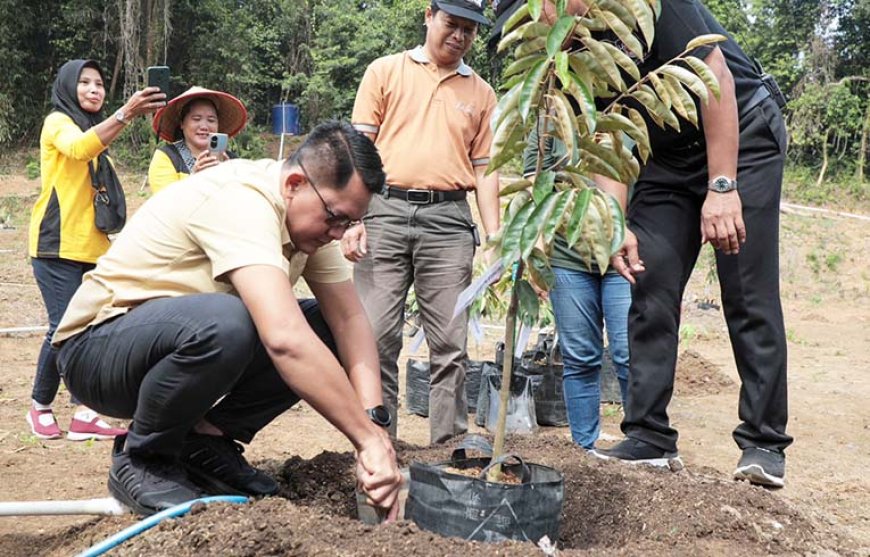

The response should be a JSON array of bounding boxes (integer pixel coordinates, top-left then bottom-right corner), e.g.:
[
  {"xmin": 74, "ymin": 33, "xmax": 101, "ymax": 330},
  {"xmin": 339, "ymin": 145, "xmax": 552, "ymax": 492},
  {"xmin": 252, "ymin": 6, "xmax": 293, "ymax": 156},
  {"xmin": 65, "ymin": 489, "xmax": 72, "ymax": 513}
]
[
  {"xmin": 675, "ymin": 349, "xmax": 736, "ymax": 397},
  {"xmin": 46, "ymin": 436, "xmax": 857, "ymax": 556}
]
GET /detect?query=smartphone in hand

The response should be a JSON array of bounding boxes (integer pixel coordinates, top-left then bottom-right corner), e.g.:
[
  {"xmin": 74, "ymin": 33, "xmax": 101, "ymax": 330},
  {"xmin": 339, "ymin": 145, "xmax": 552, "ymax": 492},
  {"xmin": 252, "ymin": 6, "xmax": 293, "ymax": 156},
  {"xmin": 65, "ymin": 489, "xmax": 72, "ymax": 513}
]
[
  {"xmin": 146, "ymin": 66, "xmax": 170, "ymax": 100},
  {"xmin": 208, "ymin": 133, "xmax": 229, "ymax": 159}
]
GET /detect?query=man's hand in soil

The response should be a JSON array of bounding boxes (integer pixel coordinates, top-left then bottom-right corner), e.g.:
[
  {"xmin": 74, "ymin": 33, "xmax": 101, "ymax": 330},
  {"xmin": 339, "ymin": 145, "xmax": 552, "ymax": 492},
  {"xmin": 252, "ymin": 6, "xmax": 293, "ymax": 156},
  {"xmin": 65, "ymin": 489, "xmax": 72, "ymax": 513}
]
[
  {"xmin": 341, "ymin": 222, "xmax": 367, "ymax": 263},
  {"xmin": 356, "ymin": 430, "xmax": 402, "ymax": 521}
]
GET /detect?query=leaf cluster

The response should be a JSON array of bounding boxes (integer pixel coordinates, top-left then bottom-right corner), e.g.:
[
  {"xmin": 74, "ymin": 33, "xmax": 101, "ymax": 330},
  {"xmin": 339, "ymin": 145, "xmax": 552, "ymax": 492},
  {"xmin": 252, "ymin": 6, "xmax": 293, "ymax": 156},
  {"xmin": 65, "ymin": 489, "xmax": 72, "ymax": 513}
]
[{"xmin": 485, "ymin": 0, "xmax": 723, "ymax": 326}]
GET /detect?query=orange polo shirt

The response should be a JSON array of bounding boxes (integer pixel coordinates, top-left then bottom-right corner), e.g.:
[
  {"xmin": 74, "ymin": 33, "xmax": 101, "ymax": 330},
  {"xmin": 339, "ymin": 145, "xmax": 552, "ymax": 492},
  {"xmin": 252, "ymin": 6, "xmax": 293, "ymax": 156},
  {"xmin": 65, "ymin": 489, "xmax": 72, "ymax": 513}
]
[{"xmin": 352, "ymin": 46, "xmax": 496, "ymax": 191}]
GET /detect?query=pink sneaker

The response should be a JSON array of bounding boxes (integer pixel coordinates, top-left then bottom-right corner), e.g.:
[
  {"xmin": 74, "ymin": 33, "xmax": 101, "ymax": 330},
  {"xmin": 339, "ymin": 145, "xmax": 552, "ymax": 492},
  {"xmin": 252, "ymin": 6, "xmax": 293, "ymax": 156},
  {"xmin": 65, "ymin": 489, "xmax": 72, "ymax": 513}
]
[
  {"xmin": 67, "ymin": 416, "xmax": 127, "ymax": 441},
  {"xmin": 26, "ymin": 409, "xmax": 63, "ymax": 440}
]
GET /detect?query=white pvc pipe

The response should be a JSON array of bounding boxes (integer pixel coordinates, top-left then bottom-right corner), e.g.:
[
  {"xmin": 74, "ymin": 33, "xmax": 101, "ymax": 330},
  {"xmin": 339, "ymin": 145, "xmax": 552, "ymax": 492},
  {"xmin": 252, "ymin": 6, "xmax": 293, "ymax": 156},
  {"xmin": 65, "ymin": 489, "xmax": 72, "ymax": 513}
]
[
  {"xmin": 0, "ymin": 497, "xmax": 129, "ymax": 516},
  {"xmin": 0, "ymin": 325, "xmax": 48, "ymax": 335}
]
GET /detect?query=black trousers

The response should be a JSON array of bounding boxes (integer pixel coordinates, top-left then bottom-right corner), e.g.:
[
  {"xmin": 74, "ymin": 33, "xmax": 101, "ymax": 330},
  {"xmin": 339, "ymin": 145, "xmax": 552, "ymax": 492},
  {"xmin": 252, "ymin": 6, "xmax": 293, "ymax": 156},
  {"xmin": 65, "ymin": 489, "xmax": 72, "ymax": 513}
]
[
  {"xmin": 622, "ymin": 96, "xmax": 793, "ymax": 453},
  {"xmin": 57, "ymin": 293, "xmax": 337, "ymax": 458}
]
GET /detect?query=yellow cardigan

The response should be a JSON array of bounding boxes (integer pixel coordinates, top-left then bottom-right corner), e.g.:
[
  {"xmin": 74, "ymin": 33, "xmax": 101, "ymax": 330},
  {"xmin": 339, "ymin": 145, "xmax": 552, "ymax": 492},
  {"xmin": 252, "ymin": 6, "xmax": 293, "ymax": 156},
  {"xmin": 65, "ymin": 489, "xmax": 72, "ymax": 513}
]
[
  {"xmin": 147, "ymin": 148, "xmax": 188, "ymax": 194},
  {"xmin": 29, "ymin": 112, "xmax": 111, "ymax": 263}
]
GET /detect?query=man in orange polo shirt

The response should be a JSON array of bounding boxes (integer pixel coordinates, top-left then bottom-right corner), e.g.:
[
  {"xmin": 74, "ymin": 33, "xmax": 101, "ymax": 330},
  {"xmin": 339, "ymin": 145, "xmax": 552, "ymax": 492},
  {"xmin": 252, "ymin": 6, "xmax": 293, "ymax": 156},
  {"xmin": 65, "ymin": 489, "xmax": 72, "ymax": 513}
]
[{"xmin": 345, "ymin": 0, "xmax": 499, "ymax": 444}]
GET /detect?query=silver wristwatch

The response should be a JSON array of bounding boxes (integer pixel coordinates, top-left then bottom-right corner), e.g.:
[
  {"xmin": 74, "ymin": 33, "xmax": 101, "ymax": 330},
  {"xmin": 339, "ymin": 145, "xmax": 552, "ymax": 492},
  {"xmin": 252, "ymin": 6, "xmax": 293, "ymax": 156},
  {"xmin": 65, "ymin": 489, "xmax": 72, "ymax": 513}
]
[
  {"xmin": 708, "ymin": 176, "xmax": 737, "ymax": 193},
  {"xmin": 114, "ymin": 109, "xmax": 129, "ymax": 125}
]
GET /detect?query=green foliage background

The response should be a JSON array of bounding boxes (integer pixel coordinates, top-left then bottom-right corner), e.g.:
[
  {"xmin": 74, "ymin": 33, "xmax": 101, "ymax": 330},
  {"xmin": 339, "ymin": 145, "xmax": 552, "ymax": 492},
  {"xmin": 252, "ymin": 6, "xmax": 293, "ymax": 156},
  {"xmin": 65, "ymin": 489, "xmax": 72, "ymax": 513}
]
[{"xmin": 0, "ymin": 0, "xmax": 867, "ymax": 195}]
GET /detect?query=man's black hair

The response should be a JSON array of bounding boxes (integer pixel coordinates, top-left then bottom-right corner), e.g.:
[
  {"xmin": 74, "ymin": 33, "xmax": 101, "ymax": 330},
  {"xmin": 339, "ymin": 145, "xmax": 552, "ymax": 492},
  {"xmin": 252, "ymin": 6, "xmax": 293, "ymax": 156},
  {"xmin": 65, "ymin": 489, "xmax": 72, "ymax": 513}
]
[{"xmin": 286, "ymin": 121, "xmax": 385, "ymax": 194}]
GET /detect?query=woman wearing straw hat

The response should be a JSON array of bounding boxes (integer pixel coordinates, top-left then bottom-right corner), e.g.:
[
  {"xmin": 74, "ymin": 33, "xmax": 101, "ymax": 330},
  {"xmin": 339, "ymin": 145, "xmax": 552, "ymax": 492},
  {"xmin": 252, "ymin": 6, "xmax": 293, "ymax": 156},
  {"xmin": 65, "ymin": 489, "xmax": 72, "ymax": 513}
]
[{"xmin": 147, "ymin": 86, "xmax": 247, "ymax": 193}]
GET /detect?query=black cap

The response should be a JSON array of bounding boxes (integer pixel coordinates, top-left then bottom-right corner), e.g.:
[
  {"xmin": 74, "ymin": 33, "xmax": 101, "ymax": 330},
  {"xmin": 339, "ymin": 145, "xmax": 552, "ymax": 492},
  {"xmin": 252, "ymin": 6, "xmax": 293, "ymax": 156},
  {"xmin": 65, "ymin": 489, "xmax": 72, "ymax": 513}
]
[
  {"xmin": 490, "ymin": 0, "xmax": 524, "ymax": 45},
  {"xmin": 433, "ymin": 0, "xmax": 491, "ymax": 26}
]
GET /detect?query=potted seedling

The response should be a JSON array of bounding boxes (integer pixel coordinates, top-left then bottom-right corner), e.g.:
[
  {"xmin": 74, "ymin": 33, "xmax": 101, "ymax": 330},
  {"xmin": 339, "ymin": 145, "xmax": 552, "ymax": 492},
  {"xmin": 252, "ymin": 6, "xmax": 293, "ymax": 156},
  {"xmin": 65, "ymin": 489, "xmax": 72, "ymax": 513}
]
[{"xmin": 405, "ymin": 0, "xmax": 724, "ymax": 545}]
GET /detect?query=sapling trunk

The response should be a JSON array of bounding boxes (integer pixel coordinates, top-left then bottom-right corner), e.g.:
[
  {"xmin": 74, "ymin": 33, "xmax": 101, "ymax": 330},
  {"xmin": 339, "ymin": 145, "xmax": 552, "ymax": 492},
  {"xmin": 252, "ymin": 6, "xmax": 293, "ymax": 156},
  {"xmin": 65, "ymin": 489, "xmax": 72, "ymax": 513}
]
[{"xmin": 486, "ymin": 261, "xmax": 524, "ymax": 482}]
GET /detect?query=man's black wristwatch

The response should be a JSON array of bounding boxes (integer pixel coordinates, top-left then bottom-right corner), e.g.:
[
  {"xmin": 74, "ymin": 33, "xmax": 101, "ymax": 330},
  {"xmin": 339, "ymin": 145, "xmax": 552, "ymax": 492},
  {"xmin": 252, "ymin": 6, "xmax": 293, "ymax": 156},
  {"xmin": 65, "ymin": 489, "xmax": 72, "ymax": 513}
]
[{"xmin": 366, "ymin": 405, "xmax": 392, "ymax": 428}]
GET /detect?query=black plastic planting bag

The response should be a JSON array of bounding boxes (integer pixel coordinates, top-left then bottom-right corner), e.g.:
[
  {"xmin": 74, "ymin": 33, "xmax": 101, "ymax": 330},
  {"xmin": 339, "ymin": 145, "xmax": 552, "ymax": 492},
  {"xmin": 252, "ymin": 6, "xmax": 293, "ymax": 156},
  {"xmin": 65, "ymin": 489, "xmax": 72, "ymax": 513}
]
[
  {"xmin": 405, "ymin": 358, "xmax": 484, "ymax": 417},
  {"xmin": 406, "ymin": 436, "xmax": 564, "ymax": 544}
]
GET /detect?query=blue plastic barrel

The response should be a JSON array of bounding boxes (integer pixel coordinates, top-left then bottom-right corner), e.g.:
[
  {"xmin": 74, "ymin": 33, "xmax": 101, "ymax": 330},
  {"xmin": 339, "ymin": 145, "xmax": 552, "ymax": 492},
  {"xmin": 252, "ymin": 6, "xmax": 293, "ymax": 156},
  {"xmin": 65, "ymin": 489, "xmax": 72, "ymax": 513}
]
[{"xmin": 272, "ymin": 103, "xmax": 300, "ymax": 135}]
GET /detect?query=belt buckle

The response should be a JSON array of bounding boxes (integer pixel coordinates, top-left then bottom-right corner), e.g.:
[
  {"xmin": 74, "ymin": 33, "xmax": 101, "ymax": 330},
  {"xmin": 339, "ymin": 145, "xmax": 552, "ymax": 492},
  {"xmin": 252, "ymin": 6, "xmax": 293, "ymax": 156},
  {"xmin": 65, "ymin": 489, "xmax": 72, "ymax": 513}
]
[{"xmin": 406, "ymin": 189, "xmax": 433, "ymax": 204}]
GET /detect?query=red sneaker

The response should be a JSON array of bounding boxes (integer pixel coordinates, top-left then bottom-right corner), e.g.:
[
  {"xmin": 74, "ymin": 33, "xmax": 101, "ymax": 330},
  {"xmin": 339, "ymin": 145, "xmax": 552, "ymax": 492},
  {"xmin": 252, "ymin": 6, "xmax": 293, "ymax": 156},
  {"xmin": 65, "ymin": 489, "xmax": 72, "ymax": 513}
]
[
  {"xmin": 26, "ymin": 409, "xmax": 63, "ymax": 440},
  {"xmin": 67, "ymin": 415, "xmax": 127, "ymax": 441}
]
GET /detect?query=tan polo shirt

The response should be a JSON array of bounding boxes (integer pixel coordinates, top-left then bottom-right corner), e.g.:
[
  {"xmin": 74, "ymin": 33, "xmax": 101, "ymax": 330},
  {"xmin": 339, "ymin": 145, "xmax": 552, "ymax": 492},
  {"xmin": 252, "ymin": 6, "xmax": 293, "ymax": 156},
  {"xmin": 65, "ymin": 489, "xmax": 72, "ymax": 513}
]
[
  {"xmin": 53, "ymin": 159, "xmax": 351, "ymax": 344},
  {"xmin": 352, "ymin": 46, "xmax": 497, "ymax": 191}
]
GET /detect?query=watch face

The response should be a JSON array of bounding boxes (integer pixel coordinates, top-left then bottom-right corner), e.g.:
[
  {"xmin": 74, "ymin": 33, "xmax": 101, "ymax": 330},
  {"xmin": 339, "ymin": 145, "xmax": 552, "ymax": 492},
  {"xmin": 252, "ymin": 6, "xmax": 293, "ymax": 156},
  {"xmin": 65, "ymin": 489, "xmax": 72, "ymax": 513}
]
[
  {"xmin": 711, "ymin": 177, "xmax": 735, "ymax": 192},
  {"xmin": 371, "ymin": 406, "xmax": 390, "ymax": 425}
]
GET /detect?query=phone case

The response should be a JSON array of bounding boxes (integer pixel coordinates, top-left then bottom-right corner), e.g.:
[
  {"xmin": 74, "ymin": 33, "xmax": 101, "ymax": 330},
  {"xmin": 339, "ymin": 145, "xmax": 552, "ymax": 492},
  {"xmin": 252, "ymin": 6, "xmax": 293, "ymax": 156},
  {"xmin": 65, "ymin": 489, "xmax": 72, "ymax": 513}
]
[{"xmin": 146, "ymin": 66, "xmax": 170, "ymax": 96}]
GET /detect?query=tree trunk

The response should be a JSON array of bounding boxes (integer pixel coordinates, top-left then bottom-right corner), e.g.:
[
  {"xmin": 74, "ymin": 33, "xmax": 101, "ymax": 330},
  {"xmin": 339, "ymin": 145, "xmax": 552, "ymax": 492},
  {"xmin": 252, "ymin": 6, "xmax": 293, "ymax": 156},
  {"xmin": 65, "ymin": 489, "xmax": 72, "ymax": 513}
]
[
  {"xmin": 858, "ymin": 103, "xmax": 869, "ymax": 184},
  {"xmin": 816, "ymin": 129, "xmax": 830, "ymax": 188}
]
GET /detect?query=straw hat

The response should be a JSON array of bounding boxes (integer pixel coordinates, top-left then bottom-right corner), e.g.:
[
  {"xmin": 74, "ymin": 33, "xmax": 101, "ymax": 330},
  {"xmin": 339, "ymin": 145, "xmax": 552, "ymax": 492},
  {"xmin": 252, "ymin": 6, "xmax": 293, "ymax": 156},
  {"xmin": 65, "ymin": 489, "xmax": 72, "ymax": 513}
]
[{"xmin": 152, "ymin": 86, "xmax": 248, "ymax": 142}]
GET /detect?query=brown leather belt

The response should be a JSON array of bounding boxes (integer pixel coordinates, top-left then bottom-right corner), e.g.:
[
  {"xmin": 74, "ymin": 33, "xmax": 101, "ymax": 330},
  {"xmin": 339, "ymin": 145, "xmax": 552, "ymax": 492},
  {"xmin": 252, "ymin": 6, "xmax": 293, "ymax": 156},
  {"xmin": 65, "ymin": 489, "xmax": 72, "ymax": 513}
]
[{"xmin": 381, "ymin": 185, "xmax": 467, "ymax": 204}]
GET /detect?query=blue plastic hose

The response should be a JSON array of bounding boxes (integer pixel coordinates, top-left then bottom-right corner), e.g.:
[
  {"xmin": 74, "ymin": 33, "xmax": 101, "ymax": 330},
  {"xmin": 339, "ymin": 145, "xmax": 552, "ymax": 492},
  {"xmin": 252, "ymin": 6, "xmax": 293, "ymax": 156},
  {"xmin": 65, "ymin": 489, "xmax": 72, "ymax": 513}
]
[{"xmin": 76, "ymin": 495, "xmax": 249, "ymax": 557}]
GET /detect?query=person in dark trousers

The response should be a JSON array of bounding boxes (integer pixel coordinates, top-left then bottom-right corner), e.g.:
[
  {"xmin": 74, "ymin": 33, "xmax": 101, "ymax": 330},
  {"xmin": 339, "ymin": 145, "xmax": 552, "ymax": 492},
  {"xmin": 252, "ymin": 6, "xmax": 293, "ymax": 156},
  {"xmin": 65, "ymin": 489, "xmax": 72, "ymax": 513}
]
[
  {"xmin": 344, "ymin": 0, "xmax": 500, "ymax": 445},
  {"xmin": 493, "ymin": 0, "xmax": 791, "ymax": 487},
  {"xmin": 53, "ymin": 122, "xmax": 403, "ymax": 515}
]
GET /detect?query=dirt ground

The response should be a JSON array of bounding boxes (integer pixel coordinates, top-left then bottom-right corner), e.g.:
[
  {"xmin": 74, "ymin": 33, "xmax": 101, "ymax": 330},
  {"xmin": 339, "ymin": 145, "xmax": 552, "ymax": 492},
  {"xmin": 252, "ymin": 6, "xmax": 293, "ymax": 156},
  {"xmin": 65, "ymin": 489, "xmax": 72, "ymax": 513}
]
[{"xmin": 0, "ymin": 173, "xmax": 868, "ymax": 556}]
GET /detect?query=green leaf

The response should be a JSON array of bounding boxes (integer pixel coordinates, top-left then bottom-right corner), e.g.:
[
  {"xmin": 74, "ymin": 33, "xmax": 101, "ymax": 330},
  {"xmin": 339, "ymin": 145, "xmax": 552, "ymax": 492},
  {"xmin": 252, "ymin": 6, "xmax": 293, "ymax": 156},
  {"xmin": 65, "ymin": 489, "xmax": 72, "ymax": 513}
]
[
  {"xmin": 587, "ymin": 193, "xmax": 614, "ymax": 273},
  {"xmin": 547, "ymin": 16, "xmax": 576, "ymax": 57},
  {"xmin": 487, "ymin": 114, "xmax": 525, "ymax": 174},
  {"xmin": 600, "ymin": 41, "xmax": 641, "ymax": 82},
  {"xmin": 663, "ymin": 74, "xmax": 699, "ymax": 127},
  {"xmin": 598, "ymin": 0, "xmax": 636, "ymax": 29},
  {"xmin": 504, "ymin": 53, "xmax": 548, "ymax": 79},
  {"xmin": 627, "ymin": 107, "xmax": 651, "ymax": 162},
  {"xmin": 528, "ymin": 0, "xmax": 543, "ymax": 21},
  {"xmin": 596, "ymin": 112, "xmax": 650, "ymax": 160},
  {"xmin": 549, "ymin": 89, "xmax": 580, "ymax": 164},
  {"xmin": 659, "ymin": 63, "xmax": 709, "ymax": 104},
  {"xmin": 498, "ymin": 21, "xmax": 533, "ymax": 53},
  {"xmin": 565, "ymin": 72, "xmax": 597, "ymax": 134},
  {"xmin": 502, "ymin": 195, "xmax": 536, "ymax": 262},
  {"xmin": 580, "ymin": 37, "xmax": 624, "ymax": 91},
  {"xmin": 626, "ymin": 0, "xmax": 656, "ymax": 46},
  {"xmin": 516, "ymin": 280, "xmax": 541, "ymax": 326},
  {"xmin": 519, "ymin": 58, "xmax": 550, "ymax": 122},
  {"xmin": 515, "ymin": 36, "xmax": 547, "ymax": 59},
  {"xmin": 527, "ymin": 248, "xmax": 555, "ymax": 291},
  {"xmin": 507, "ymin": 190, "xmax": 532, "ymax": 221},
  {"xmin": 565, "ymin": 188, "xmax": 592, "ymax": 247},
  {"xmin": 541, "ymin": 189, "xmax": 575, "ymax": 247},
  {"xmin": 502, "ymin": 1, "xmax": 530, "ymax": 35},
  {"xmin": 532, "ymin": 170, "xmax": 555, "ymax": 204},
  {"xmin": 555, "ymin": 51, "xmax": 570, "ymax": 87},
  {"xmin": 492, "ymin": 82, "xmax": 522, "ymax": 132},
  {"xmin": 648, "ymin": 72, "xmax": 671, "ymax": 110},
  {"xmin": 520, "ymin": 190, "xmax": 560, "ymax": 259},
  {"xmin": 685, "ymin": 33, "xmax": 726, "ymax": 52},
  {"xmin": 599, "ymin": 9, "xmax": 644, "ymax": 59},
  {"xmin": 602, "ymin": 190, "xmax": 626, "ymax": 256},
  {"xmin": 684, "ymin": 56, "xmax": 720, "ymax": 101},
  {"xmin": 555, "ymin": 0, "xmax": 568, "ymax": 16},
  {"xmin": 499, "ymin": 179, "xmax": 533, "ymax": 196}
]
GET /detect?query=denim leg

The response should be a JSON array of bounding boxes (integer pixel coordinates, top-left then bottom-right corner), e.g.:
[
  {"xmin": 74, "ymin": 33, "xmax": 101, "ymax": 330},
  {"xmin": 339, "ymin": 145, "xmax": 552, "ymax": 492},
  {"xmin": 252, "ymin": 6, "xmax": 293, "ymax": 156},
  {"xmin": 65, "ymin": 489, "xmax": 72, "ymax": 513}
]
[
  {"xmin": 601, "ymin": 273, "xmax": 632, "ymax": 405},
  {"xmin": 31, "ymin": 257, "xmax": 93, "ymax": 406},
  {"xmin": 549, "ymin": 267, "xmax": 604, "ymax": 449}
]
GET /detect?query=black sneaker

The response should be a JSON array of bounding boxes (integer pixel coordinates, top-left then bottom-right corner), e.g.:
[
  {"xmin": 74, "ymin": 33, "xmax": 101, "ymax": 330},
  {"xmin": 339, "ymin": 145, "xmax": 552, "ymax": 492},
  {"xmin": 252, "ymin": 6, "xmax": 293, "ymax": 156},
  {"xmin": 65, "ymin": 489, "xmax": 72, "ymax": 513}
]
[
  {"xmin": 591, "ymin": 437, "xmax": 683, "ymax": 470},
  {"xmin": 108, "ymin": 434, "xmax": 202, "ymax": 516},
  {"xmin": 733, "ymin": 447, "xmax": 785, "ymax": 488},
  {"xmin": 181, "ymin": 433, "xmax": 279, "ymax": 497}
]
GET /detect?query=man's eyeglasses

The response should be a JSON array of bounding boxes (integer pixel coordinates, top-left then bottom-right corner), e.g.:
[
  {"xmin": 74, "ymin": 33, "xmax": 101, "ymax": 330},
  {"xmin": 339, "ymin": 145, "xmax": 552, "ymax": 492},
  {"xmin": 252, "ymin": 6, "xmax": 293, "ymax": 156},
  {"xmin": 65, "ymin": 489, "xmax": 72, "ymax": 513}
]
[{"xmin": 298, "ymin": 162, "xmax": 361, "ymax": 231}]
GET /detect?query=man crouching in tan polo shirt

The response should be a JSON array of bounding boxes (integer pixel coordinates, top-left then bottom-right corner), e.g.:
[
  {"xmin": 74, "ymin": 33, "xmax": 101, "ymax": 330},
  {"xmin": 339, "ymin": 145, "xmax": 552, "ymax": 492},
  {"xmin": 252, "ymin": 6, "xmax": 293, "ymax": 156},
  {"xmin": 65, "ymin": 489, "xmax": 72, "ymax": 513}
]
[
  {"xmin": 344, "ymin": 0, "xmax": 500, "ymax": 446},
  {"xmin": 53, "ymin": 121, "xmax": 403, "ymax": 517}
]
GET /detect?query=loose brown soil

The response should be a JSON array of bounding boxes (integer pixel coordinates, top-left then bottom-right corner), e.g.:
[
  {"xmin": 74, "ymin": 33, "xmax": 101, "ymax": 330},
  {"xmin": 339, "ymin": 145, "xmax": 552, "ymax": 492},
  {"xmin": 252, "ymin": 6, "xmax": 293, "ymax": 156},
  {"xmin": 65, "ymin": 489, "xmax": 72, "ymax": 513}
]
[{"xmin": 1, "ymin": 172, "xmax": 869, "ymax": 556}]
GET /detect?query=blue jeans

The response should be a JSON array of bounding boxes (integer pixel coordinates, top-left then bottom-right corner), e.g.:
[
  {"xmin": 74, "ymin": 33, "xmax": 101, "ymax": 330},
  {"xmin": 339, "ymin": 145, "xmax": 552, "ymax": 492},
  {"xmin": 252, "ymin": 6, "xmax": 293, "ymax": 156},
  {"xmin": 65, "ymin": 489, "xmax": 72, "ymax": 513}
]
[
  {"xmin": 31, "ymin": 257, "xmax": 94, "ymax": 405},
  {"xmin": 550, "ymin": 267, "xmax": 631, "ymax": 449}
]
